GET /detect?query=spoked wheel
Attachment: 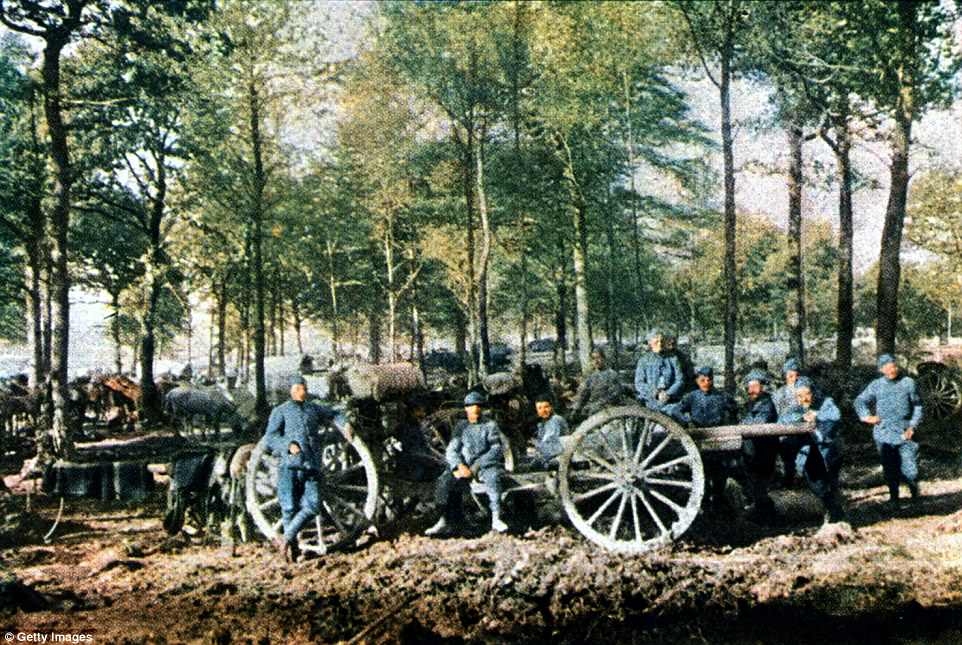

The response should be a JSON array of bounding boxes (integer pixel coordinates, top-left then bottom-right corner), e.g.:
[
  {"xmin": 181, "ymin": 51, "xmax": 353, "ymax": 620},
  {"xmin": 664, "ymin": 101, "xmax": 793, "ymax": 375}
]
[
  {"xmin": 917, "ymin": 367, "xmax": 962, "ymax": 421},
  {"xmin": 559, "ymin": 405, "xmax": 704, "ymax": 555},
  {"xmin": 245, "ymin": 422, "xmax": 379, "ymax": 554}
]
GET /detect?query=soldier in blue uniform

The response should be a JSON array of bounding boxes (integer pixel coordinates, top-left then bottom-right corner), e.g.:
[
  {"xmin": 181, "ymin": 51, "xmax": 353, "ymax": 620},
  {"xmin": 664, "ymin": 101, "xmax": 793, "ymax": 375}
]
[
  {"xmin": 740, "ymin": 369, "xmax": 779, "ymax": 523},
  {"xmin": 264, "ymin": 375, "xmax": 341, "ymax": 562},
  {"xmin": 634, "ymin": 330, "xmax": 685, "ymax": 412},
  {"xmin": 532, "ymin": 393, "xmax": 569, "ymax": 469},
  {"xmin": 779, "ymin": 376, "xmax": 846, "ymax": 523},
  {"xmin": 773, "ymin": 357, "xmax": 803, "ymax": 486},
  {"xmin": 675, "ymin": 366, "xmax": 737, "ymax": 509},
  {"xmin": 571, "ymin": 349, "xmax": 624, "ymax": 418},
  {"xmin": 426, "ymin": 391, "xmax": 507, "ymax": 536},
  {"xmin": 854, "ymin": 354, "xmax": 923, "ymax": 511},
  {"xmin": 665, "ymin": 332, "xmax": 696, "ymax": 394}
]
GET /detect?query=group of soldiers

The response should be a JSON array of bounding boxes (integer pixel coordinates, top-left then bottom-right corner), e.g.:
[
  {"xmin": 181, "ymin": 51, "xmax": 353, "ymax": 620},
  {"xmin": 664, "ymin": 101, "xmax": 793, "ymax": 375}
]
[{"xmin": 262, "ymin": 331, "xmax": 924, "ymax": 560}]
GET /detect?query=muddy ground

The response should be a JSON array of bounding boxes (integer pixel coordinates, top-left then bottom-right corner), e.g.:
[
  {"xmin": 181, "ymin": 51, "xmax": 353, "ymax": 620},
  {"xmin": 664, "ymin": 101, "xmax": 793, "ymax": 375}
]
[{"xmin": 4, "ymin": 422, "xmax": 962, "ymax": 645}]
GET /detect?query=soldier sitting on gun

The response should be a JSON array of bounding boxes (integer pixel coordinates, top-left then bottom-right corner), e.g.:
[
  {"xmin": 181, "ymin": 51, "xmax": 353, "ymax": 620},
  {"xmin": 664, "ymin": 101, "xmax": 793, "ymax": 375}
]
[
  {"xmin": 674, "ymin": 366, "xmax": 738, "ymax": 510},
  {"xmin": 517, "ymin": 392, "xmax": 569, "ymax": 472},
  {"xmin": 779, "ymin": 376, "xmax": 846, "ymax": 524},
  {"xmin": 426, "ymin": 391, "xmax": 507, "ymax": 536},
  {"xmin": 571, "ymin": 348, "xmax": 624, "ymax": 418},
  {"xmin": 634, "ymin": 330, "xmax": 685, "ymax": 413}
]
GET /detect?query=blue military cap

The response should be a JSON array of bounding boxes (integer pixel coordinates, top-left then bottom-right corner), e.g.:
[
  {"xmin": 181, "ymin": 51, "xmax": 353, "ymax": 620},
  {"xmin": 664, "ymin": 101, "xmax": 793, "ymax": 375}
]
[
  {"xmin": 695, "ymin": 366, "xmax": 713, "ymax": 378},
  {"xmin": 744, "ymin": 369, "xmax": 769, "ymax": 386},
  {"xmin": 877, "ymin": 353, "xmax": 897, "ymax": 369},
  {"xmin": 795, "ymin": 376, "xmax": 814, "ymax": 391},
  {"xmin": 289, "ymin": 374, "xmax": 307, "ymax": 387},
  {"xmin": 464, "ymin": 391, "xmax": 487, "ymax": 406},
  {"xmin": 782, "ymin": 358, "xmax": 801, "ymax": 374},
  {"xmin": 645, "ymin": 329, "xmax": 664, "ymax": 342}
]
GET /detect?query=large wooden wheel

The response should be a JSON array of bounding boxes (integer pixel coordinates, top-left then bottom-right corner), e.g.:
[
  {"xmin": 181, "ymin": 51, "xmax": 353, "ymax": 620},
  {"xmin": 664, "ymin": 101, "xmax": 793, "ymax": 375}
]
[
  {"xmin": 559, "ymin": 405, "xmax": 704, "ymax": 555},
  {"xmin": 245, "ymin": 420, "xmax": 379, "ymax": 554},
  {"xmin": 916, "ymin": 365, "xmax": 962, "ymax": 421}
]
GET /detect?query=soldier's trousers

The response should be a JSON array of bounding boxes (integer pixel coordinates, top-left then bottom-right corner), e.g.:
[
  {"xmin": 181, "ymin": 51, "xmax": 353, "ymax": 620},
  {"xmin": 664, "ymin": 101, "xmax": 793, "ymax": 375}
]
[
  {"xmin": 797, "ymin": 447, "xmax": 844, "ymax": 522},
  {"xmin": 435, "ymin": 467, "xmax": 503, "ymax": 526},
  {"xmin": 876, "ymin": 440, "xmax": 919, "ymax": 500},
  {"xmin": 277, "ymin": 464, "xmax": 321, "ymax": 544},
  {"xmin": 743, "ymin": 436, "xmax": 779, "ymax": 513}
]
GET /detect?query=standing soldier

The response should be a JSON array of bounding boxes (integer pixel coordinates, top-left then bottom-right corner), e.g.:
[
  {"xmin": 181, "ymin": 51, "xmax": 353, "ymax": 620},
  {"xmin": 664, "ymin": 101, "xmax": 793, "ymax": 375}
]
[
  {"xmin": 571, "ymin": 348, "xmax": 624, "ymax": 418},
  {"xmin": 740, "ymin": 369, "xmax": 779, "ymax": 523},
  {"xmin": 264, "ymin": 375, "xmax": 341, "ymax": 562},
  {"xmin": 779, "ymin": 377, "xmax": 846, "ymax": 524},
  {"xmin": 854, "ymin": 354, "xmax": 923, "ymax": 511},
  {"xmin": 634, "ymin": 330, "xmax": 685, "ymax": 412},
  {"xmin": 773, "ymin": 357, "xmax": 803, "ymax": 486},
  {"xmin": 674, "ymin": 366, "xmax": 738, "ymax": 508},
  {"xmin": 665, "ymin": 332, "xmax": 696, "ymax": 394},
  {"xmin": 426, "ymin": 391, "xmax": 507, "ymax": 536}
]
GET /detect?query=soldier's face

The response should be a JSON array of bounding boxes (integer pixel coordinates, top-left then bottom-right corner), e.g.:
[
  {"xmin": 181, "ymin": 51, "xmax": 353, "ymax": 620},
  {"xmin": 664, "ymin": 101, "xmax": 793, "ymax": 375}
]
[
  {"xmin": 648, "ymin": 336, "xmax": 663, "ymax": 353},
  {"xmin": 696, "ymin": 375, "xmax": 712, "ymax": 392},
  {"xmin": 747, "ymin": 381, "xmax": 762, "ymax": 399},
  {"xmin": 881, "ymin": 362, "xmax": 899, "ymax": 380},
  {"xmin": 465, "ymin": 404, "xmax": 481, "ymax": 422},
  {"xmin": 591, "ymin": 353, "xmax": 604, "ymax": 369},
  {"xmin": 536, "ymin": 400, "xmax": 553, "ymax": 419},
  {"xmin": 785, "ymin": 370, "xmax": 798, "ymax": 386},
  {"xmin": 290, "ymin": 384, "xmax": 307, "ymax": 402},
  {"xmin": 795, "ymin": 386, "xmax": 813, "ymax": 408},
  {"xmin": 665, "ymin": 337, "xmax": 676, "ymax": 352}
]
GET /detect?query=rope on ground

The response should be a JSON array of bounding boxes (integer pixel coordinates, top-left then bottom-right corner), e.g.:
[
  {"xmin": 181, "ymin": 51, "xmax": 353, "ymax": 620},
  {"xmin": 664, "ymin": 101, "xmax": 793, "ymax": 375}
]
[{"xmin": 43, "ymin": 497, "xmax": 65, "ymax": 543}]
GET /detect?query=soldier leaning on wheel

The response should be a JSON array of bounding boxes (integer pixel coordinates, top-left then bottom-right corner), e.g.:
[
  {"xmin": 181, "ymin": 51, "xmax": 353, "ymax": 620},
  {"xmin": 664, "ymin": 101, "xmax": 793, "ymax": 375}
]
[
  {"xmin": 426, "ymin": 391, "xmax": 507, "ymax": 537},
  {"xmin": 854, "ymin": 353, "xmax": 923, "ymax": 512},
  {"xmin": 634, "ymin": 330, "xmax": 685, "ymax": 413},
  {"xmin": 673, "ymin": 366, "xmax": 739, "ymax": 510},
  {"xmin": 571, "ymin": 348, "xmax": 624, "ymax": 418},
  {"xmin": 779, "ymin": 376, "xmax": 846, "ymax": 524},
  {"xmin": 516, "ymin": 392, "xmax": 569, "ymax": 472},
  {"xmin": 740, "ymin": 369, "xmax": 779, "ymax": 524},
  {"xmin": 264, "ymin": 374, "xmax": 339, "ymax": 563}
]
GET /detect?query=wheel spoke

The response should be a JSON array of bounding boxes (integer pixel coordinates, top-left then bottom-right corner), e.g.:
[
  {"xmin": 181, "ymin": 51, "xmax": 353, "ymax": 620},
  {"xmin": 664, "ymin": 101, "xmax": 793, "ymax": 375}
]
[
  {"xmin": 586, "ymin": 489, "xmax": 622, "ymax": 527},
  {"xmin": 645, "ymin": 477, "xmax": 693, "ymax": 490},
  {"xmin": 630, "ymin": 492, "xmax": 642, "ymax": 544},
  {"xmin": 633, "ymin": 419, "xmax": 653, "ymax": 465},
  {"xmin": 271, "ymin": 518, "xmax": 283, "ymax": 533},
  {"xmin": 573, "ymin": 482, "xmax": 619, "ymax": 504},
  {"xmin": 259, "ymin": 498, "xmax": 279, "ymax": 511},
  {"xmin": 620, "ymin": 422, "xmax": 630, "ymax": 461},
  {"xmin": 637, "ymin": 489, "xmax": 668, "ymax": 536},
  {"xmin": 643, "ymin": 454, "xmax": 693, "ymax": 476},
  {"xmin": 313, "ymin": 516, "xmax": 327, "ymax": 554},
  {"xmin": 581, "ymin": 450, "xmax": 619, "ymax": 474},
  {"xmin": 638, "ymin": 432, "xmax": 674, "ymax": 470},
  {"xmin": 568, "ymin": 470, "xmax": 617, "ymax": 482},
  {"xmin": 608, "ymin": 493, "xmax": 629, "ymax": 541},
  {"xmin": 325, "ymin": 492, "xmax": 369, "ymax": 524},
  {"xmin": 647, "ymin": 488, "xmax": 685, "ymax": 516}
]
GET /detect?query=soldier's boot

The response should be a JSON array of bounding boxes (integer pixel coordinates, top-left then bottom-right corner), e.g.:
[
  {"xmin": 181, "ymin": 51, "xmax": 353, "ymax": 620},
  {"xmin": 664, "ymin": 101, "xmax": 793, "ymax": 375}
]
[
  {"xmin": 425, "ymin": 517, "xmax": 450, "ymax": 537},
  {"xmin": 490, "ymin": 513, "xmax": 508, "ymax": 534},
  {"xmin": 907, "ymin": 480, "xmax": 920, "ymax": 503},
  {"xmin": 885, "ymin": 484, "xmax": 901, "ymax": 514}
]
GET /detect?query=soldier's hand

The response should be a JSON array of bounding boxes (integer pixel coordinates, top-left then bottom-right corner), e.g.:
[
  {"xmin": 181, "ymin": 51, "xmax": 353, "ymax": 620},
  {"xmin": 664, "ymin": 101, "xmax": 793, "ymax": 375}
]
[
  {"xmin": 656, "ymin": 390, "xmax": 669, "ymax": 404},
  {"xmin": 288, "ymin": 442, "xmax": 301, "ymax": 455},
  {"xmin": 454, "ymin": 464, "xmax": 472, "ymax": 479},
  {"xmin": 861, "ymin": 415, "xmax": 880, "ymax": 425},
  {"xmin": 802, "ymin": 410, "xmax": 817, "ymax": 424},
  {"xmin": 903, "ymin": 427, "xmax": 914, "ymax": 441}
]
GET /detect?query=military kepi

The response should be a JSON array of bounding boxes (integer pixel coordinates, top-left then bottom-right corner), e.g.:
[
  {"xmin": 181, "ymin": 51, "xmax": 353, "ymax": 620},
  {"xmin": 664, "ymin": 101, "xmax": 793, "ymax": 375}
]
[
  {"xmin": 877, "ymin": 353, "xmax": 897, "ymax": 369},
  {"xmin": 464, "ymin": 391, "xmax": 487, "ymax": 406}
]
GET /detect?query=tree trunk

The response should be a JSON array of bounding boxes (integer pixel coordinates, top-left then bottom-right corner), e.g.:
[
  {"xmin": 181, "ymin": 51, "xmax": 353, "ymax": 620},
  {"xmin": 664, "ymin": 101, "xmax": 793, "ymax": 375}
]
[
  {"xmin": 475, "ymin": 139, "xmax": 492, "ymax": 377},
  {"xmin": 829, "ymin": 112, "xmax": 854, "ymax": 372},
  {"xmin": 216, "ymin": 277, "xmax": 227, "ymax": 375},
  {"xmin": 461, "ymin": 131, "xmax": 479, "ymax": 385},
  {"xmin": 571, "ymin": 182, "xmax": 592, "ymax": 374},
  {"xmin": 368, "ymin": 305, "xmax": 382, "ymax": 364},
  {"xmin": 555, "ymin": 266, "xmax": 568, "ymax": 374},
  {"xmin": 278, "ymin": 295, "xmax": 285, "ymax": 357},
  {"xmin": 111, "ymin": 290, "xmax": 123, "ymax": 374},
  {"xmin": 291, "ymin": 295, "xmax": 303, "ymax": 355},
  {"xmin": 25, "ymin": 239, "xmax": 44, "ymax": 389},
  {"xmin": 719, "ymin": 37, "xmax": 738, "ymax": 394},
  {"xmin": 249, "ymin": 80, "xmax": 268, "ymax": 418},
  {"xmin": 786, "ymin": 125, "xmax": 806, "ymax": 366},
  {"xmin": 42, "ymin": 38, "xmax": 73, "ymax": 458},
  {"xmin": 384, "ymin": 224, "xmax": 398, "ymax": 361}
]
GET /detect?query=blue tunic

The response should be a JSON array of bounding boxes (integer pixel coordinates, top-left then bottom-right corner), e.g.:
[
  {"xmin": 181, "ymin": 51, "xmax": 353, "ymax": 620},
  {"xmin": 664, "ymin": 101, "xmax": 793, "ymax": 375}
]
[
  {"xmin": 445, "ymin": 417, "xmax": 504, "ymax": 476},
  {"xmin": 535, "ymin": 414, "xmax": 569, "ymax": 462},
  {"xmin": 573, "ymin": 369, "xmax": 624, "ymax": 416},
  {"xmin": 634, "ymin": 352, "xmax": 685, "ymax": 407},
  {"xmin": 264, "ymin": 399, "xmax": 338, "ymax": 470},
  {"xmin": 741, "ymin": 392, "xmax": 778, "ymax": 425},
  {"xmin": 853, "ymin": 375, "xmax": 923, "ymax": 445},
  {"xmin": 772, "ymin": 383, "xmax": 800, "ymax": 416},
  {"xmin": 675, "ymin": 388, "xmax": 736, "ymax": 427}
]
